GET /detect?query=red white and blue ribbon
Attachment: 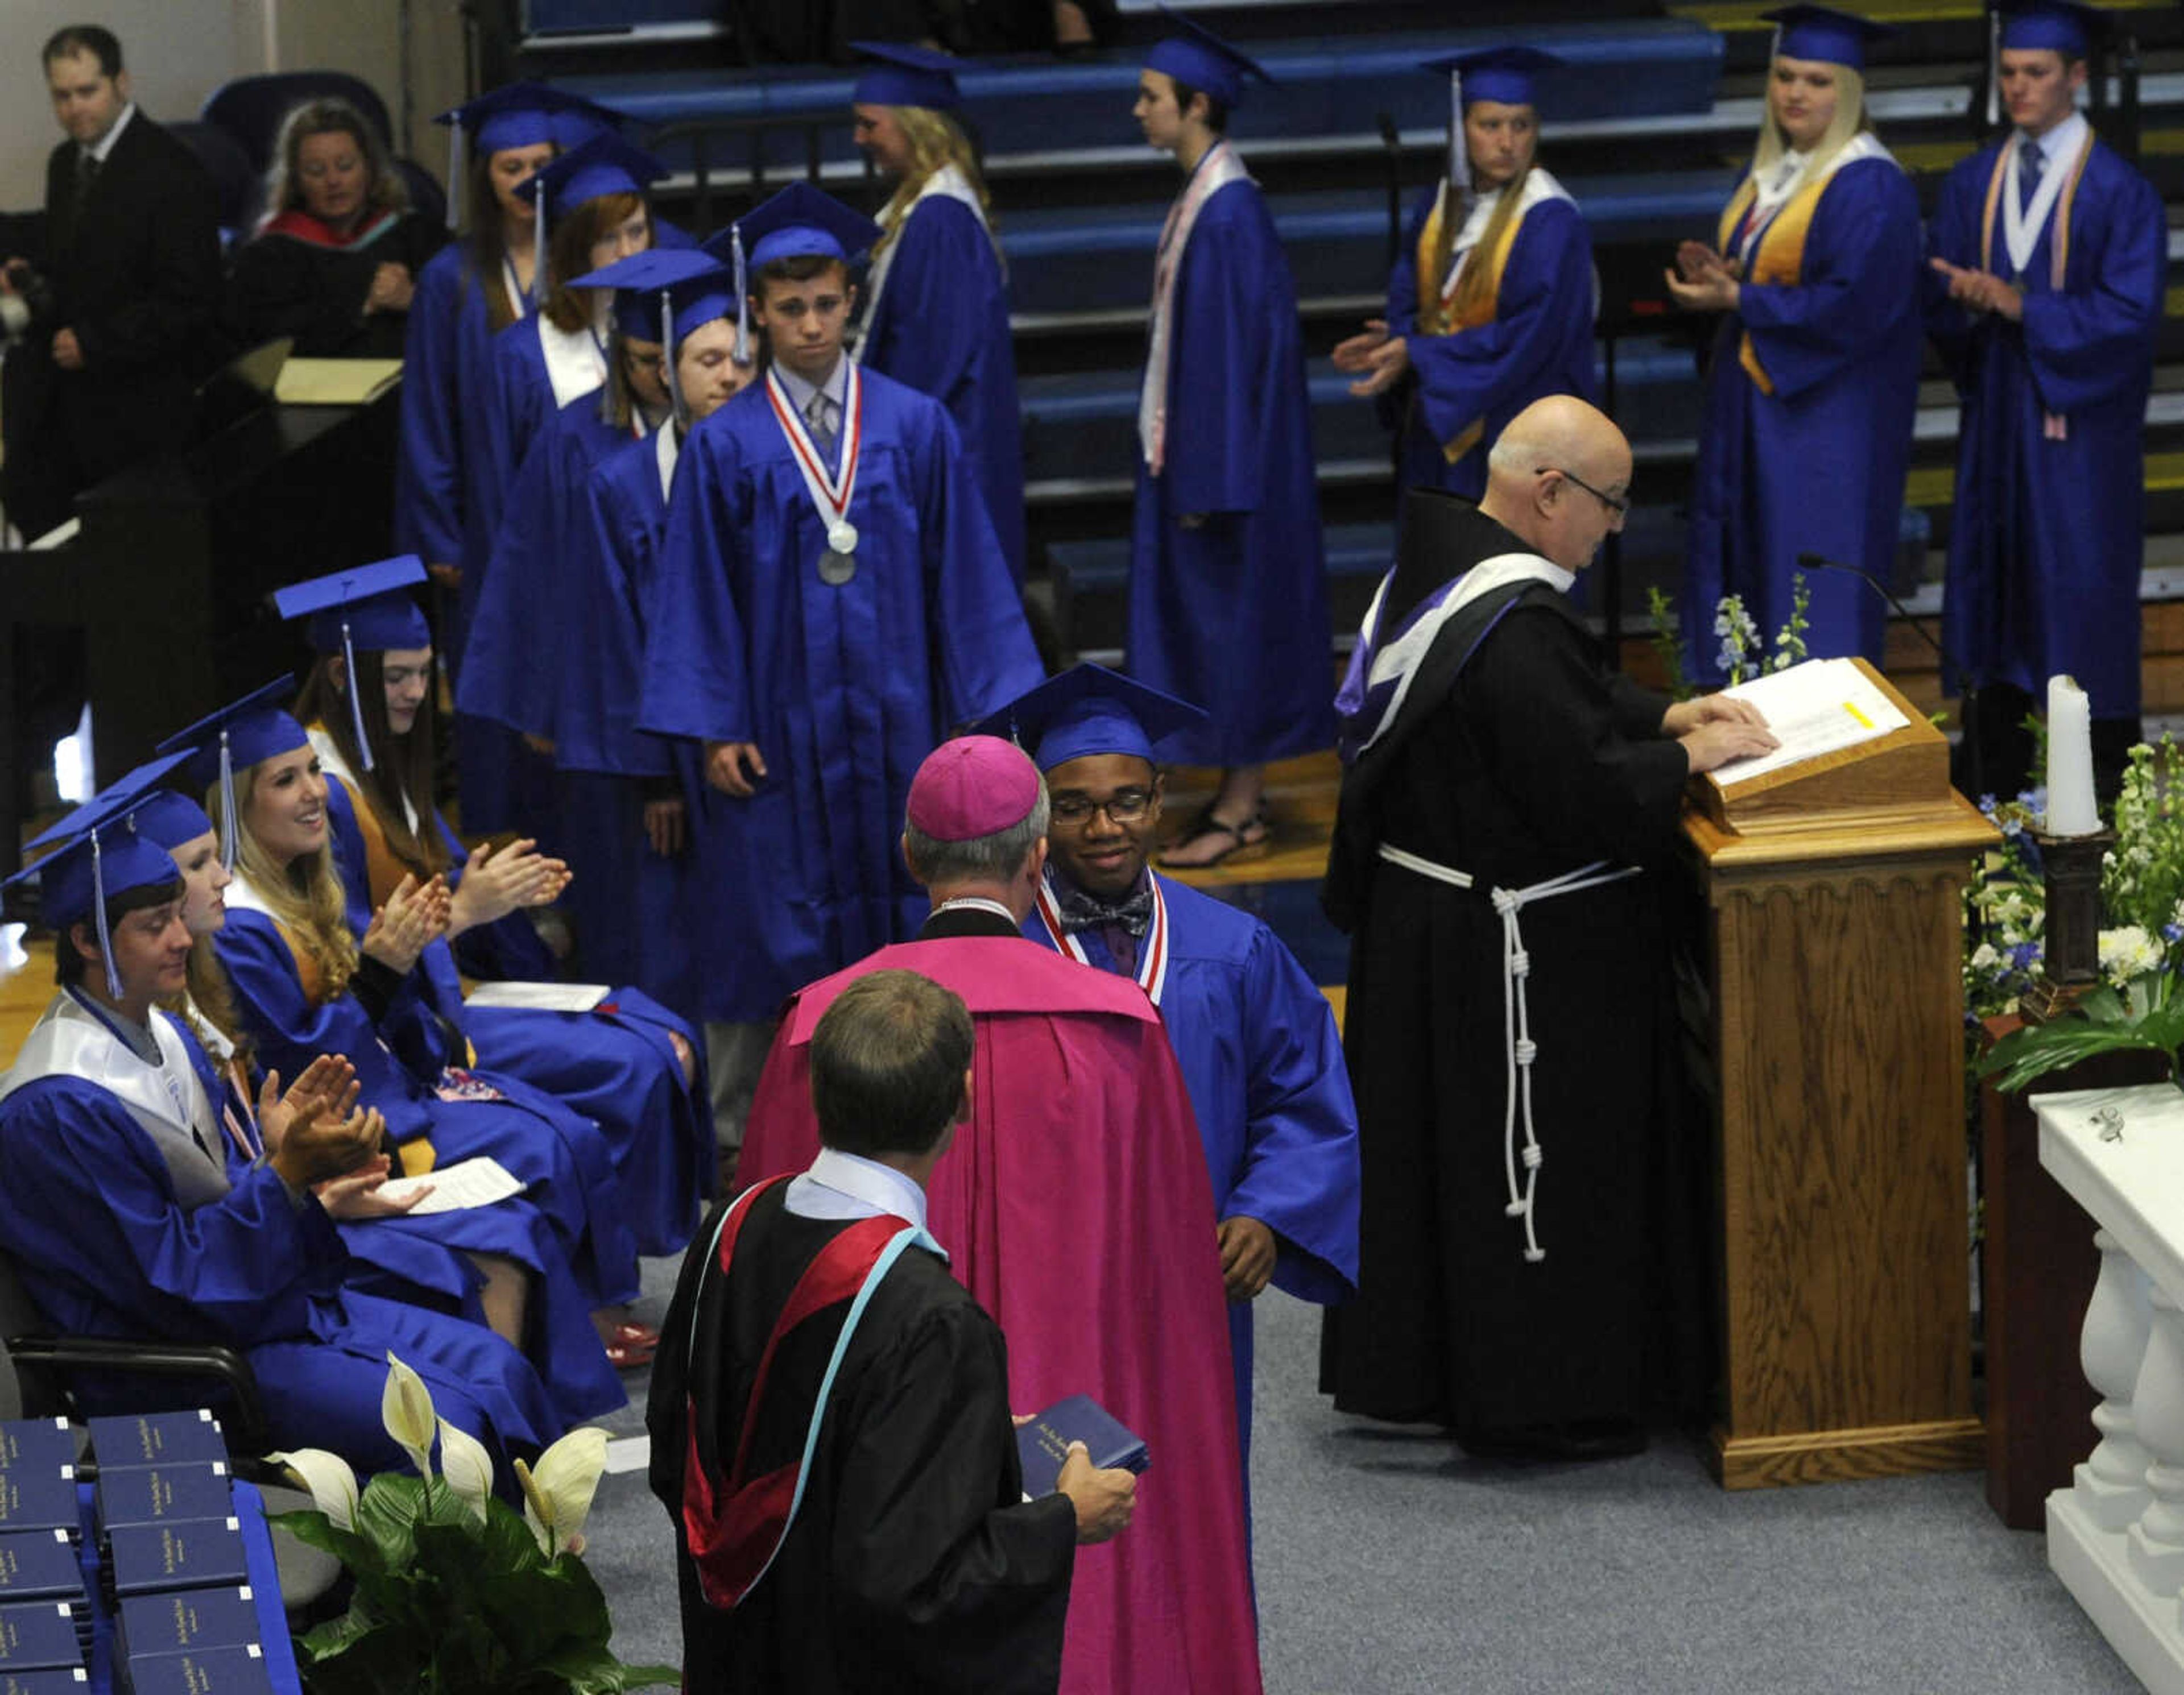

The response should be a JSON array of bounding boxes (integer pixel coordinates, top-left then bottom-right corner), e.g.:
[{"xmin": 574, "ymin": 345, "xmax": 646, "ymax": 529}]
[
  {"xmin": 765, "ymin": 363, "xmax": 864, "ymax": 557},
  {"xmin": 1033, "ymin": 872, "xmax": 1170, "ymax": 1007}
]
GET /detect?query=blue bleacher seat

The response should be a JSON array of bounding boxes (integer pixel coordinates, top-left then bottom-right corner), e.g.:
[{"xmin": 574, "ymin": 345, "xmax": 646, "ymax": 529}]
[{"xmin": 559, "ymin": 20, "xmax": 1723, "ymax": 183}]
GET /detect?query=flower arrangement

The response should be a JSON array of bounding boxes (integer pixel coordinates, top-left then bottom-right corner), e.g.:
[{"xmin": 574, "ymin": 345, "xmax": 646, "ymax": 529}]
[
  {"xmin": 1962, "ymin": 790, "xmax": 2047, "ymax": 1020},
  {"xmin": 267, "ymin": 1354, "xmax": 676, "ymax": 1695},
  {"xmin": 1645, "ymin": 575, "xmax": 1812, "ymax": 701}
]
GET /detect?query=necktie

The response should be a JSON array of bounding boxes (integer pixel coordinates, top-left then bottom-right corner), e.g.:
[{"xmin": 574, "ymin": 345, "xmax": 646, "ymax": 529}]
[
  {"xmin": 2018, "ymin": 136, "xmax": 2045, "ymax": 214},
  {"xmin": 805, "ymin": 389, "xmax": 838, "ymax": 460},
  {"xmin": 73, "ymin": 149, "xmax": 100, "ymax": 217}
]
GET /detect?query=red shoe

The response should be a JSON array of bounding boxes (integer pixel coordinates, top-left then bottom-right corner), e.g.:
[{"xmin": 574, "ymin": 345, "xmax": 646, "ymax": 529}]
[{"xmin": 604, "ymin": 1321, "xmax": 660, "ymax": 1370}]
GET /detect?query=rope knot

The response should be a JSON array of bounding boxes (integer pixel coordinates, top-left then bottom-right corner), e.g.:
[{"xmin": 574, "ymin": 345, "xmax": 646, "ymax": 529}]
[
  {"xmin": 1504, "ymin": 1199, "xmax": 1527, "ymax": 1219},
  {"xmin": 1513, "ymin": 1038, "xmax": 1537, "ymax": 1066},
  {"xmin": 1491, "ymin": 887, "xmax": 1521, "ymax": 915},
  {"xmin": 1508, "ymin": 948, "xmax": 1531, "ymax": 977},
  {"xmin": 1523, "ymin": 1247, "xmax": 1546, "ymax": 1263},
  {"xmin": 1522, "ymin": 1143, "xmax": 1543, "ymax": 1170}
]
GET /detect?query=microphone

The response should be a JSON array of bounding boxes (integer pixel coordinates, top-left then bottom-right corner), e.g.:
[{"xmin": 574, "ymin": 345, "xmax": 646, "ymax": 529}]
[{"xmin": 1795, "ymin": 550, "xmax": 1946, "ymax": 668}]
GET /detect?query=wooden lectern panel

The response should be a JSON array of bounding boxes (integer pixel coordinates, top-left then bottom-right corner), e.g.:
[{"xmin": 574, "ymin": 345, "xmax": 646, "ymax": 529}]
[{"xmin": 1686, "ymin": 658, "xmax": 1999, "ymax": 1488}]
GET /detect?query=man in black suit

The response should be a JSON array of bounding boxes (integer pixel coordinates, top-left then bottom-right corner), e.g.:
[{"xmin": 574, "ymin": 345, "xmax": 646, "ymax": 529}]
[{"xmin": 2, "ymin": 24, "xmax": 223, "ymax": 537}]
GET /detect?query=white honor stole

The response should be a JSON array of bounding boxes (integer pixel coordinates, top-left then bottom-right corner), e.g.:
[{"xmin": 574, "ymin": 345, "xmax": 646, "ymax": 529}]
[
  {"xmin": 1138, "ymin": 140, "xmax": 1252, "ymax": 474},
  {"xmin": 0, "ymin": 993, "xmax": 231, "ymax": 1206},
  {"xmin": 1735, "ymin": 131, "xmax": 1893, "ymax": 268},
  {"xmin": 538, "ymin": 316, "xmax": 609, "ymax": 410},
  {"xmin": 850, "ymin": 164, "xmax": 992, "ymax": 360},
  {"xmin": 656, "ymin": 422, "xmax": 680, "ymax": 504},
  {"xmin": 1440, "ymin": 166, "xmax": 1580, "ymax": 301},
  {"xmin": 765, "ymin": 362, "xmax": 865, "ymax": 557},
  {"xmin": 1031, "ymin": 871, "xmax": 1172, "ymax": 1006}
]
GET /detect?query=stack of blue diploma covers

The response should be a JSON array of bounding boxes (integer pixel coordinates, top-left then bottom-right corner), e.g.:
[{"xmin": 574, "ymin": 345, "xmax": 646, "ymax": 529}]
[{"xmin": 1015, "ymin": 1394, "xmax": 1151, "ymax": 1496}]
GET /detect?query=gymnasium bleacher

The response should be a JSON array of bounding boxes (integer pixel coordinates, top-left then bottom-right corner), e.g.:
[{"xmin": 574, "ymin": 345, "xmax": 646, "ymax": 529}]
[{"xmin": 500, "ymin": 0, "xmax": 2184, "ymax": 716}]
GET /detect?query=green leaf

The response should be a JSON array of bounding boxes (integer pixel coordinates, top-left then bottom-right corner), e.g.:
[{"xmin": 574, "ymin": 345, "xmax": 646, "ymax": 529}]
[
  {"xmin": 353, "ymin": 1472, "xmax": 427, "ymax": 1570},
  {"xmin": 295, "ymin": 1619, "xmax": 427, "ymax": 1695},
  {"xmin": 535, "ymin": 1644, "xmax": 684, "ymax": 1693},
  {"xmin": 266, "ymin": 1509, "xmax": 386, "ymax": 1580}
]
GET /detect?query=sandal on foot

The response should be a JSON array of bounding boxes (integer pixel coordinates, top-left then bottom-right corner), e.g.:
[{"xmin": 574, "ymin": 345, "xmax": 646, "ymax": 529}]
[{"xmin": 1157, "ymin": 807, "xmax": 1269, "ymax": 870}]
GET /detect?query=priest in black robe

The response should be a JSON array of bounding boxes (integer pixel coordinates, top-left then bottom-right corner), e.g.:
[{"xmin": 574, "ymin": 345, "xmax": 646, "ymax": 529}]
[
  {"xmin": 1318, "ymin": 395, "xmax": 1776, "ymax": 1458},
  {"xmin": 649, "ymin": 968, "xmax": 1136, "ymax": 1693}
]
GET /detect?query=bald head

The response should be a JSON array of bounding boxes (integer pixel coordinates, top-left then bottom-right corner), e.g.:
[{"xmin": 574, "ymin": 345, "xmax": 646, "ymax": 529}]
[{"xmin": 1479, "ymin": 396, "xmax": 1633, "ymax": 572}]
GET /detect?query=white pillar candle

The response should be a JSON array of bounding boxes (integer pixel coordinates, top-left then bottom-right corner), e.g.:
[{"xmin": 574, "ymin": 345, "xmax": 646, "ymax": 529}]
[{"xmin": 2046, "ymin": 673, "xmax": 2100, "ymax": 836}]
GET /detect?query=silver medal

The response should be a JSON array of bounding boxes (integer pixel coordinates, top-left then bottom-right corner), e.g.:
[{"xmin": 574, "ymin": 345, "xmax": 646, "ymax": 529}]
[
  {"xmin": 828, "ymin": 520, "xmax": 858, "ymax": 554},
  {"xmin": 818, "ymin": 548, "xmax": 857, "ymax": 586}
]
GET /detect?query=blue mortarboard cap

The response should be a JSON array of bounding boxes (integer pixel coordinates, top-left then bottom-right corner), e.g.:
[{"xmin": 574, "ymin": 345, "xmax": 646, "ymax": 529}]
[
  {"xmin": 1761, "ymin": 5, "xmax": 1897, "ymax": 68},
  {"xmin": 1145, "ymin": 5, "xmax": 1273, "ymax": 109},
  {"xmin": 738, "ymin": 181, "xmax": 883, "ymax": 272},
  {"xmin": 272, "ymin": 558, "xmax": 427, "ymax": 780},
  {"xmin": 1420, "ymin": 46, "xmax": 1565, "ymax": 109},
  {"xmin": 434, "ymin": 84, "xmax": 622, "ymax": 231},
  {"xmin": 519, "ymin": 131, "xmax": 666, "ymax": 221},
  {"xmin": 155, "ymin": 678, "xmax": 308, "ymax": 873},
  {"xmin": 8, "ymin": 770, "xmax": 187, "ymax": 992},
  {"xmin": 132, "ymin": 786, "xmax": 217, "ymax": 853},
  {"xmin": 851, "ymin": 40, "xmax": 966, "ymax": 110},
  {"xmin": 971, "ymin": 664, "xmax": 1207, "ymax": 770},
  {"xmin": 2001, "ymin": 0, "xmax": 2102, "ymax": 54},
  {"xmin": 574, "ymin": 248, "xmax": 734, "ymax": 342}
]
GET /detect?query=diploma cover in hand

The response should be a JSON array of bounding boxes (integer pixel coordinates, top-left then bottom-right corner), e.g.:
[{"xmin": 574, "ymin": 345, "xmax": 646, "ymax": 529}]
[{"xmin": 1016, "ymin": 1396, "xmax": 1149, "ymax": 1496}]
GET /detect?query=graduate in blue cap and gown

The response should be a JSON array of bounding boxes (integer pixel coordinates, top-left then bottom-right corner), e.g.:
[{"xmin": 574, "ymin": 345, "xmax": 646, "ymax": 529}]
[
  {"xmin": 280, "ymin": 561, "xmax": 712, "ymax": 1267},
  {"xmin": 1927, "ymin": 0, "xmax": 2163, "ymax": 797},
  {"xmin": 0, "ymin": 780, "xmax": 572, "ymax": 1475},
  {"xmin": 846, "ymin": 42, "xmax": 1027, "ymax": 587},
  {"xmin": 162, "ymin": 681, "xmax": 650, "ymax": 1375},
  {"xmin": 1334, "ymin": 47, "xmax": 1599, "ymax": 506},
  {"xmin": 134, "ymin": 777, "xmax": 626, "ymax": 1428},
  {"xmin": 456, "ymin": 131, "xmax": 665, "ymax": 838},
  {"xmin": 1668, "ymin": 4, "xmax": 1924, "ymax": 681},
  {"xmin": 636, "ymin": 181, "xmax": 1041, "ymax": 1038},
  {"xmin": 1130, "ymin": 12, "xmax": 1334, "ymax": 869},
  {"xmin": 978, "ymin": 664, "xmax": 1360, "ymax": 1484}
]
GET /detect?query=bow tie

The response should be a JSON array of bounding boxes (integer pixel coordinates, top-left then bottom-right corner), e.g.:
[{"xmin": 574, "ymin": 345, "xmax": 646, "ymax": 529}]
[{"xmin": 1052, "ymin": 880, "xmax": 1155, "ymax": 938}]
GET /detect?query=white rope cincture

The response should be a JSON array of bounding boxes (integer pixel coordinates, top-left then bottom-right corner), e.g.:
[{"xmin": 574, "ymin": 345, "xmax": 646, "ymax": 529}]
[{"xmin": 1377, "ymin": 844, "xmax": 1641, "ymax": 1262}]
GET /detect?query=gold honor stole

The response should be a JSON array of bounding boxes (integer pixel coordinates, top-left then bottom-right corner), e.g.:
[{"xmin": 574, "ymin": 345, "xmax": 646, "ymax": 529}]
[
  {"xmin": 1978, "ymin": 127, "xmax": 2095, "ymax": 442},
  {"xmin": 1412, "ymin": 180, "xmax": 1535, "ymax": 466},
  {"xmin": 1714, "ymin": 136, "xmax": 1895, "ymax": 396}
]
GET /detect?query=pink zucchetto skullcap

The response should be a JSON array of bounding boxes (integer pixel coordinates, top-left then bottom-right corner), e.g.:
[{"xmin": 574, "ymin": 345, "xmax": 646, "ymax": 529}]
[{"xmin": 907, "ymin": 736, "xmax": 1040, "ymax": 842}]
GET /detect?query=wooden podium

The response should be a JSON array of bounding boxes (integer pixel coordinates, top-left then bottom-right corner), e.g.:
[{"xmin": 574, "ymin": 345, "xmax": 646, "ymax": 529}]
[{"xmin": 1684, "ymin": 659, "xmax": 1999, "ymax": 1488}]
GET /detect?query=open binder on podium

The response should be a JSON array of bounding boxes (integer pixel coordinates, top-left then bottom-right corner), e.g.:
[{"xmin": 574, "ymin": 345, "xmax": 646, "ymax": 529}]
[{"xmin": 1680, "ymin": 656, "xmax": 2000, "ymax": 1489}]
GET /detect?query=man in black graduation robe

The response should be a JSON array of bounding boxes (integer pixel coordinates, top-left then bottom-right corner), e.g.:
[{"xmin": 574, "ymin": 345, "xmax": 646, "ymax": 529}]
[
  {"xmin": 649, "ymin": 968, "xmax": 1134, "ymax": 1693},
  {"xmin": 1318, "ymin": 395, "xmax": 1776, "ymax": 1457}
]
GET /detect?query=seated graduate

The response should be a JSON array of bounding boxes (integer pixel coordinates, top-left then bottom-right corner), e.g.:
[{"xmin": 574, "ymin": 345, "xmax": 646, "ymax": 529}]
[
  {"xmin": 1333, "ymin": 47, "xmax": 1598, "ymax": 507},
  {"xmin": 635, "ymin": 181, "xmax": 1042, "ymax": 1151},
  {"xmin": 0, "ymin": 774, "xmax": 568, "ymax": 1476},
  {"xmin": 846, "ymin": 42, "xmax": 1026, "ymax": 586},
  {"xmin": 228, "ymin": 96, "xmax": 447, "ymax": 359},
  {"xmin": 282, "ymin": 558, "xmax": 710, "ymax": 1270},
  {"xmin": 137, "ymin": 780, "xmax": 625, "ymax": 1425},
  {"xmin": 158, "ymin": 679, "xmax": 647, "ymax": 1382},
  {"xmin": 735, "ymin": 737, "xmax": 1262, "ymax": 1694},
  {"xmin": 978, "ymin": 665, "xmax": 1361, "ymax": 1483},
  {"xmin": 651, "ymin": 969, "xmax": 1135, "ymax": 1694}
]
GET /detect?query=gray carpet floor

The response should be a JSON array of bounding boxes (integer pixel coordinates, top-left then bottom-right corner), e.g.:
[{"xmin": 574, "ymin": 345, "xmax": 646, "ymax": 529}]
[{"xmin": 579, "ymin": 1258, "xmax": 2141, "ymax": 1693}]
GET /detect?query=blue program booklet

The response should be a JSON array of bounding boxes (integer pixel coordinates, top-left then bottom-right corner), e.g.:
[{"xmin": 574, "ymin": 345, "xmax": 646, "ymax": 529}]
[
  {"xmin": 106, "ymin": 1519, "xmax": 247, "ymax": 1599},
  {"xmin": 116, "ymin": 1585, "xmax": 259, "ymax": 1668},
  {"xmin": 0, "ymin": 1427, "xmax": 72, "ymax": 1478},
  {"xmin": 123, "ymin": 1646, "xmax": 271, "ymax": 1695},
  {"xmin": 0, "ymin": 1603, "xmax": 80, "ymax": 1671},
  {"xmin": 0, "ymin": 1473, "xmax": 76, "ymax": 1540},
  {"xmin": 0, "ymin": 1668, "xmax": 89, "ymax": 1691},
  {"xmin": 85, "ymin": 1414, "xmax": 225, "ymax": 1473},
  {"xmin": 95, "ymin": 1465, "xmax": 232, "ymax": 1538},
  {"xmin": 0, "ymin": 1536, "xmax": 81, "ymax": 1607},
  {"xmin": 1015, "ymin": 1394, "xmax": 1150, "ymax": 1497}
]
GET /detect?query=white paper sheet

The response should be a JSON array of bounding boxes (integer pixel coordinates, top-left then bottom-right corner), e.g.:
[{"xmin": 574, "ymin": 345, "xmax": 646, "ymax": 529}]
[
  {"xmin": 462, "ymin": 981, "xmax": 611, "ymax": 1012},
  {"xmin": 377, "ymin": 1157, "xmax": 525, "ymax": 1214},
  {"xmin": 1709, "ymin": 657, "xmax": 1908, "ymax": 788}
]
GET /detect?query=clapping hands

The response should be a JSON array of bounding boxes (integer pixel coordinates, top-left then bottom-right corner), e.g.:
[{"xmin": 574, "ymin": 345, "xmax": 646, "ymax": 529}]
[
  {"xmin": 362, "ymin": 872, "xmax": 452, "ymax": 973},
  {"xmin": 448, "ymin": 838, "xmax": 570, "ymax": 935}
]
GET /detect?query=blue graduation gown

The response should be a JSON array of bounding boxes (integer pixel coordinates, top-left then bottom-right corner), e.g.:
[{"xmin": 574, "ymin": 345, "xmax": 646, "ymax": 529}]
[
  {"xmin": 561, "ymin": 430, "xmax": 707, "ymax": 1017},
  {"xmin": 1128, "ymin": 174, "xmax": 1334, "ymax": 766},
  {"xmin": 177, "ymin": 1017, "xmax": 624, "ymax": 1428},
  {"xmin": 636, "ymin": 369, "xmax": 1044, "ymax": 1022},
  {"xmin": 1025, "ymin": 872, "xmax": 1360, "ymax": 1473},
  {"xmin": 1385, "ymin": 179, "xmax": 1599, "ymax": 503},
  {"xmin": 856, "ymin": 195, "xmax": 1027, "ymax": 586},
  {"xmin": 318, "ymin": 775, "xmax": 709, "ymax": 1257},
  {"xmin": 1927, "ymin": 134, "xmax": 2164, "ymax": 717},
  {"xmin": 211, "ymin": 905, "xmax": 640, "ymax": 1313},
  {"xmin": 1684, "ymin": 155, "xmax": 1924, "ymax": 683},
  {"xmin": 0, "ymin": 1046, "xmax": 565, "ymax": 1477},
  {"xmin": 394, "ymin": 243, "xmax": 507, "ymax": 586}
]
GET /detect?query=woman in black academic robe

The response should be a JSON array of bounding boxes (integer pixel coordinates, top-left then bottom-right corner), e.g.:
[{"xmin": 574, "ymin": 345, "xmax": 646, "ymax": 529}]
[{"xmin": 228, "ymin": 96, "xmax": 445, "ymax": 358}]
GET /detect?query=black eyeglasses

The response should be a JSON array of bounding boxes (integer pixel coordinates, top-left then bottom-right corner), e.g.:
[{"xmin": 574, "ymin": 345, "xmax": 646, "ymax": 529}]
[
  {"xmin": 1536, "ymin": 465, "xmax": 1631, "ymax": 517},
  {"xmin": 1049, "ymin": 789, "xmax": 1155, "ymax": 826}
]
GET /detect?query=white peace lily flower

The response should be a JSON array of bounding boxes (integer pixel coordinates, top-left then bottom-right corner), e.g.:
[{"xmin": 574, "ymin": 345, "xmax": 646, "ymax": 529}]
[
  {"xmin": 2098, "ymin": 925, "xmax": 2162, "ymax": 988},
  {"xmin": 516, "ymin": 1426, "xmax": 609, "ymax": 1556},
  {"xmin": 382, "ymin": 1352, "xmax": 438, "ymax": 1480},
  {"xmin": 1970, "ymin": 943, "xmax": 1999, "ymax": 971},
  {"xmin": 266, "ymin": 1448, "xmax": 358, "ymax": 1531},
  {"xmin": 437, "ymin": 1419, "xmax": 495, "ymax": 1523}
]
